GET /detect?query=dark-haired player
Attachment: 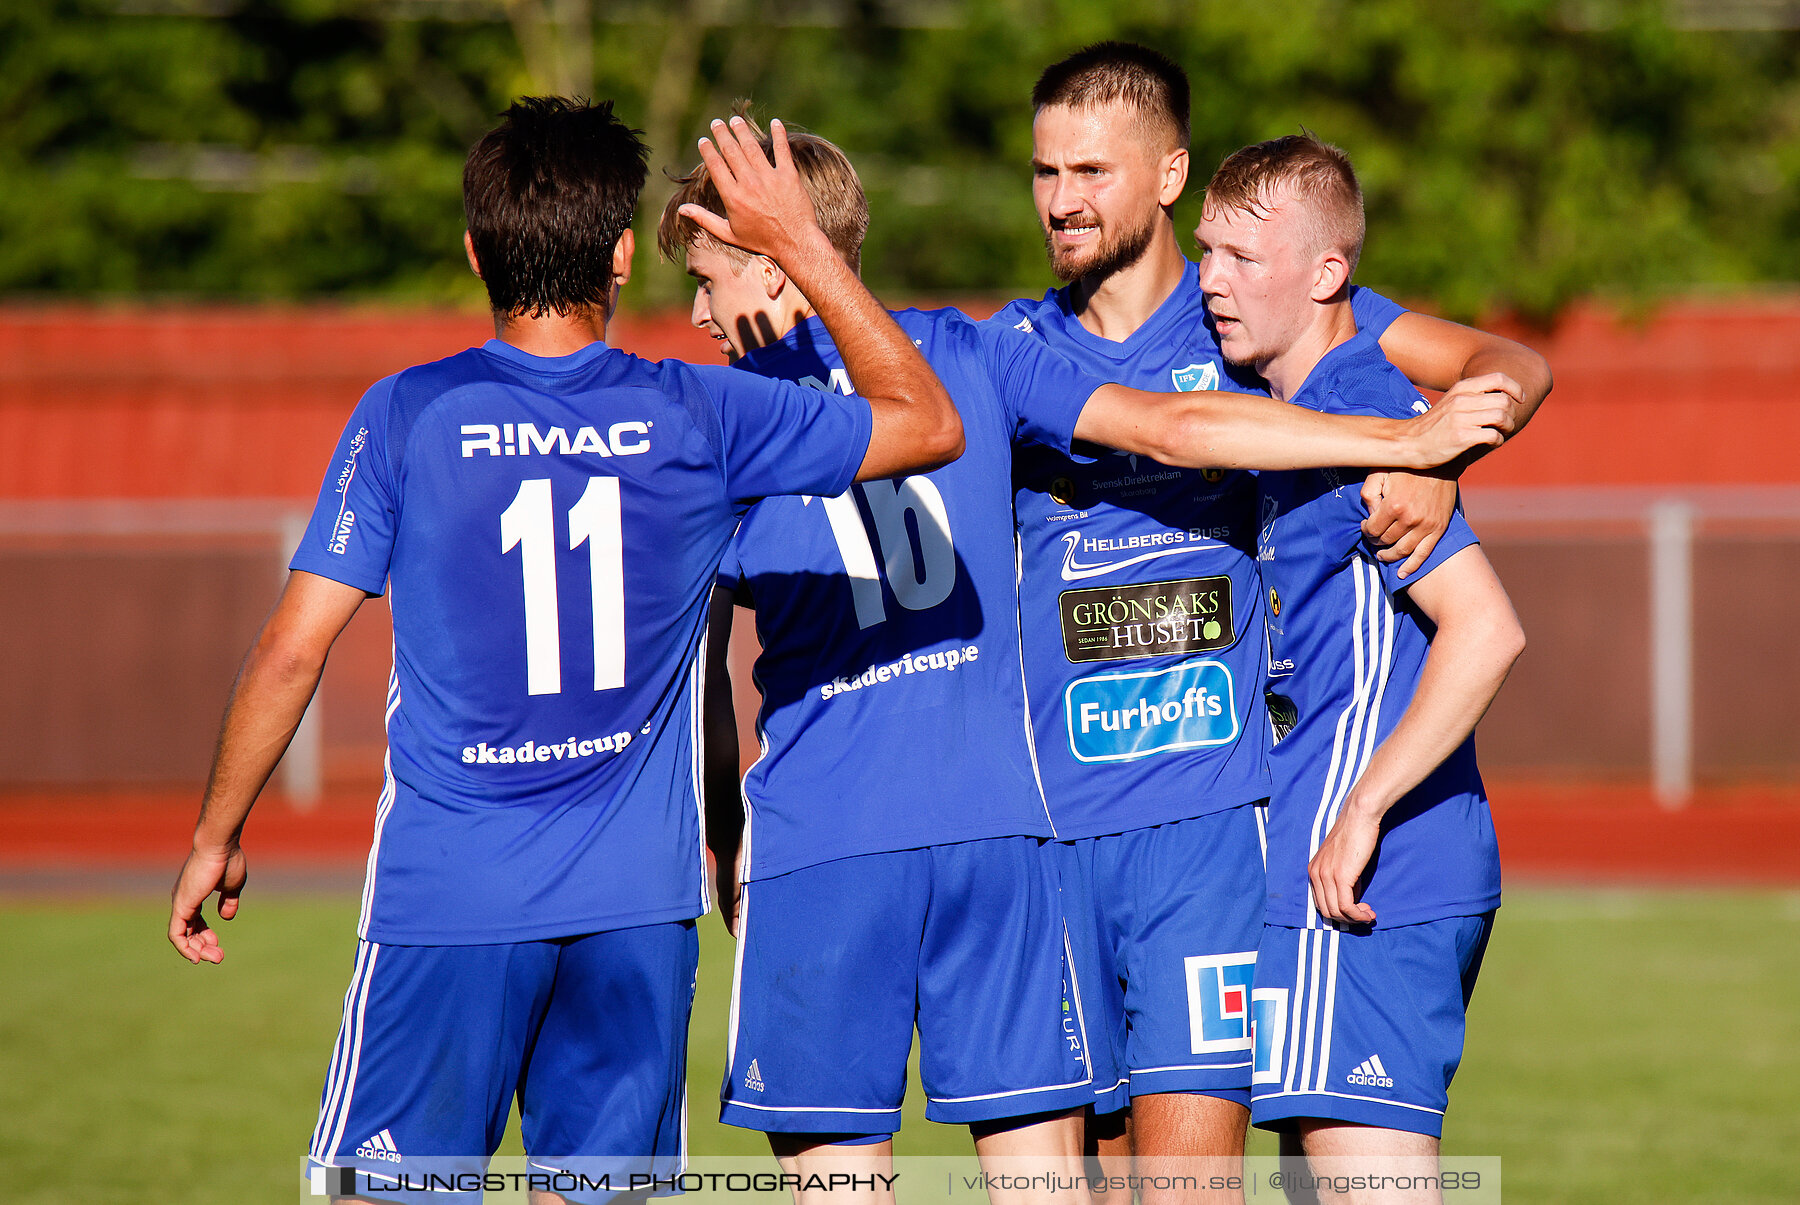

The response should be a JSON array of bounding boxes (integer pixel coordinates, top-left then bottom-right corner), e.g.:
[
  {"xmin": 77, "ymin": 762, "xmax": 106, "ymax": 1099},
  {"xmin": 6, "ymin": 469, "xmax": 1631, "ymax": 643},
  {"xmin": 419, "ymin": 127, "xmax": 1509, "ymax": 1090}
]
[
  {"xmin": 1197, "ymin": 133, "xmax": 1522, "ymax": 1203},
  {"xmin": 166, "ymin": 97, "xmax": 963, "ymax": 1205},
  {"xmin": 1000, "ymin": 42, "xmax": 1550, "ymax": 1191}
]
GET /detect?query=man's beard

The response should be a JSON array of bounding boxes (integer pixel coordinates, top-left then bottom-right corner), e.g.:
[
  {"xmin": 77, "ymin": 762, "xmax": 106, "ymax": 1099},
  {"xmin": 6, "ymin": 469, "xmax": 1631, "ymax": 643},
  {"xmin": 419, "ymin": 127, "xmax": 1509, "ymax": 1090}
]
[{"xmin": 1043, "ymin": 209, "xmax": 1159, "ymax": 284}]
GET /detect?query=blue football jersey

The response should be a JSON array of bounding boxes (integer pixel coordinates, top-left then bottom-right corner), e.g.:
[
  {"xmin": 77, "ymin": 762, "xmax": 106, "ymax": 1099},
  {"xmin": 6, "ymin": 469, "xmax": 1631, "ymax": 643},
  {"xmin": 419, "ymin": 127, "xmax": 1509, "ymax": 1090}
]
[
  {"xmin": 1256, "ymin": 329, "xmax": 1501, "ymax": 929},
  {"xmin": 722, "ymin": 310, "xmax": 1103, "ymax": 880},
  {"xmin": 289, "ymin": 337, "xmax": 872, "ymax": 944},
  {"xmin": 996, "ymin": 261, "xmax": 1408, "ymax": 839}
]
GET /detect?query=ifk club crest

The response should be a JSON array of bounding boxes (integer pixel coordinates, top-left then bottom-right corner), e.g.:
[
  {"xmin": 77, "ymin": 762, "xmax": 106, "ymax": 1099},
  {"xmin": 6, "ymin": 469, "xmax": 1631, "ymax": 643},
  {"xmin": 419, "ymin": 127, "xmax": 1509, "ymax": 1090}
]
[{"xmin": 1170, "ymin": 362, "xmax": 1220, "ymax": 392}]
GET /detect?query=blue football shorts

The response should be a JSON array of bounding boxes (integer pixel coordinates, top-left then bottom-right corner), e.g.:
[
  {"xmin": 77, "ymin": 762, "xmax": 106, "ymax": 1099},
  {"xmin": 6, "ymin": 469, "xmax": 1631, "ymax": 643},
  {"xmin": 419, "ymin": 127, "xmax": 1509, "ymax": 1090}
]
[
  {"xmin": 306, "ymin": 920, "xmax": 698, "ymax": 1203},
  {"xmin": 1250, "ymin": 912, "xmax": 1496, "ymax": 1138},
  {"xmin": 721, "ymin": 836, "xmax": 1095, "ymax": 1134},
  {"xmin": 1058, "ymin": 803, "xmax": 1268, "ymax": 1109}
]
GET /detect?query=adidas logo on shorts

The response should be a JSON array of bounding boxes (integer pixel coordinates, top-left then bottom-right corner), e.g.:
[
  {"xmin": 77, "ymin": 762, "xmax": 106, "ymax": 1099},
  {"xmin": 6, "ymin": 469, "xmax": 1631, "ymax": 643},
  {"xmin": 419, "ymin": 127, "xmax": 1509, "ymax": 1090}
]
[
  {"xmin": 354, "ymin": 1128, "xmax": 404, "ymax": 1163},
  {"xmin": 744, "ymin": 1059, "xmax": 766, "ymax": 1093},
  {"xmin": 1345, "ymin": 1055, "xmax": 1394, "ymax": 1089}
]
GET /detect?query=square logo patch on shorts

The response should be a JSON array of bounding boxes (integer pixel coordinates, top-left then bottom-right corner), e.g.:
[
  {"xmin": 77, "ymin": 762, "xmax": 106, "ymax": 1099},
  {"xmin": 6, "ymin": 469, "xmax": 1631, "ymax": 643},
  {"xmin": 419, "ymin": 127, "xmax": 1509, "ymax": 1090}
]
[{"xmin": 1183, "ymin": 952, "xmax": 1256, "ymax": 1054}]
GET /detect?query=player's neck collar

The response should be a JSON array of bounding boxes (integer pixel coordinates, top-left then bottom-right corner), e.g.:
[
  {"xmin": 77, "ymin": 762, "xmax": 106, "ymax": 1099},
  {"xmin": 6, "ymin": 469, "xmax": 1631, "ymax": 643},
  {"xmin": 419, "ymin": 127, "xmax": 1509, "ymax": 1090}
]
[
  {"xmin": 1058, "ymin": 256, "xmax": 1198, "ymax": 351},
  {"xmin": 481, "ymin": 336, "xmax": 612, "ymax": 372},
  {"xmin": 1283, "ymin": 324, "xmax": 1375, "ymax": 407}
]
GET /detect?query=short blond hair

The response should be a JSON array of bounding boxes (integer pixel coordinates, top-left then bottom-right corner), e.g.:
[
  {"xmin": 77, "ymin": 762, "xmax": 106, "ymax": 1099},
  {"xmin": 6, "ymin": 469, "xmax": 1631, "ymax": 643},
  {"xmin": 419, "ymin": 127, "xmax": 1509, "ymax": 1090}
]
[
  {"xmin": 657, "ymin": 107, "xmax": 869, "ymax": 274},
  {"xmin": 1204, "ymin": 133, "xmax": 1365, "ymax": 274}
]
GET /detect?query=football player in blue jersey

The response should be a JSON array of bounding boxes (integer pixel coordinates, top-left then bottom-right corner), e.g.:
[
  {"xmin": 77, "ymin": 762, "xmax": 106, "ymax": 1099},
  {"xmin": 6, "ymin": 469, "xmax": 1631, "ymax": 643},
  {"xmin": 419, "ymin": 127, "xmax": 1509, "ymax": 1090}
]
[
  {"xmin": 660, "ymin": 115, "xmax": 1514, "ymax": 1205},
  {"xmin": 165, "ymin": 98, "xmax": 966, "ymax": 1205},
  {"xmin": 1004, "ymin": 43, "xmax": 1552, "ymax": 1201},
  {"xmin": 1196, "ymin": 133, "xmax": 1524, "ymax": 1204}
]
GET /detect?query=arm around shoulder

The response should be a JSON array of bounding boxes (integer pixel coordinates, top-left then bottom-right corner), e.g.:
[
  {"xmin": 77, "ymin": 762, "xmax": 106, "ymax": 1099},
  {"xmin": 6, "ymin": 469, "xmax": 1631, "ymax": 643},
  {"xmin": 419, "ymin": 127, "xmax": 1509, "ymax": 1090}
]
[
  {"xmin": 1070, "ymin": 383, "xmax": 1502, "ymax": 472},
  {"xmin": 1379, "ymin": 311, "xmax": 1553, "ymax": 434}
]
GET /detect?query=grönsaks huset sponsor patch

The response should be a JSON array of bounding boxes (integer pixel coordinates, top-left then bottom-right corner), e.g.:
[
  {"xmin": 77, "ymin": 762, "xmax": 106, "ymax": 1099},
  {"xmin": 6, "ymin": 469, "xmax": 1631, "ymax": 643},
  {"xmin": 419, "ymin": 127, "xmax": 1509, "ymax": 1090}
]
[{"xmin": 1057, "ymin": 575, "xmax": 1233, "ymax": 664}]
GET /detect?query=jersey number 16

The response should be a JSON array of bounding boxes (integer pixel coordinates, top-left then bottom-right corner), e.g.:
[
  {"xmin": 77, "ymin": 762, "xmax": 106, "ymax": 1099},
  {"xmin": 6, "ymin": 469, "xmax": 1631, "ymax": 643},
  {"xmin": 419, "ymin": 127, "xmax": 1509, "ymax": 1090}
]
[{"xmin": 820, "ymin": 476, "xmax": 957, "ymax": 630}]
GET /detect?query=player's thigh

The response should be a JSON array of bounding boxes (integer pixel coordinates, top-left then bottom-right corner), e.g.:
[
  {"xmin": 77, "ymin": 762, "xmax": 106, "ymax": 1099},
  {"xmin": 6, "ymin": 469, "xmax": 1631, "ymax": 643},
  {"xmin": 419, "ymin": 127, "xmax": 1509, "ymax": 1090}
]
[
  {"xmin": 517, "ymin": 918, "xmax": 699, "ymax": 1188},
  {"xmin": 1298, "ymin": 1122, "xmax": 1441, "ymax": 1205},
  {"xmin": 915, "ymin": 836, "xmax": 1095, "ymax": 1125},
  {"xmin": 1127, "ymin": 1090, "xmax": 1248, "ymax": 1162},
  {"xmin": 721, "ymin": 851, "xmax": 928, "ymax": 1135},
  {"xmin": 1101, "ymin": 808, "xmax": 1264, "ymax": 1103},
  {"xmin": 308, "ymin": 939, "xmax": 558, "ymax": 1198},
  {"xmin": 1249, "ymin": 915, "xmax": 1493, "ymax": 1139}
]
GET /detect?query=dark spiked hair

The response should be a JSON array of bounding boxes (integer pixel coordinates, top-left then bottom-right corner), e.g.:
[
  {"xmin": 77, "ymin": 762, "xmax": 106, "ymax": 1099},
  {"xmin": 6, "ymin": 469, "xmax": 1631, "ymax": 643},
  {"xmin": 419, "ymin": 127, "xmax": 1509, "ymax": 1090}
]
[{"xmin": 462, "ymin": 97, "xmax": 649, "ymax": 318}]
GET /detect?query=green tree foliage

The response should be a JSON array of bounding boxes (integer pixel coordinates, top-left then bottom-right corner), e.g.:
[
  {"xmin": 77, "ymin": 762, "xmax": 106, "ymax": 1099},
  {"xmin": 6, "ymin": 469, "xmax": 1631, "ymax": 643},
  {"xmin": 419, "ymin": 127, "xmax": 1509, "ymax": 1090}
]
[{"xmin": 3, "ymin": 0, "xmax": 1797, "ymax": 318}]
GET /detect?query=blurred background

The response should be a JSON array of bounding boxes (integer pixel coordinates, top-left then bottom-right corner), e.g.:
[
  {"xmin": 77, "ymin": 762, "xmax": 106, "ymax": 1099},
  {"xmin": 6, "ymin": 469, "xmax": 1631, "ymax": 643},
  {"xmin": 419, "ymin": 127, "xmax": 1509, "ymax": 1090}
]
[{"xmin": 2, "ymin": 2, "xmax": 1797, "ymax": 1203}]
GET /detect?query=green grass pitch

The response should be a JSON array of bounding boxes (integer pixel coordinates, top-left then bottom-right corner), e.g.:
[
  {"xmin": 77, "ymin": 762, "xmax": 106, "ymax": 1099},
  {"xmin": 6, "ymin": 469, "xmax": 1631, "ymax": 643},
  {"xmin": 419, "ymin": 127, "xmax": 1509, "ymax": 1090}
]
[{"xmin": 3, "ymin": 887, "xmax": 1795, "ymax": 1203}]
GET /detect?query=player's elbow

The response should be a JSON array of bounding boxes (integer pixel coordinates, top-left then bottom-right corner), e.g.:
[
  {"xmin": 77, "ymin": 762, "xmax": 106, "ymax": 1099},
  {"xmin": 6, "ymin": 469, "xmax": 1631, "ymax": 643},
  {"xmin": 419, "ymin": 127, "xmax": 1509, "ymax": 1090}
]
[
  {"xmin": 863, "ymin": 390, "xmax": 964, "ymax": 476},
  {"xmin": 250, "ymin": 620, "xmax": 332, "ymax": 685},
  {"xmin": 914, "ymin": 396, "xmax": 965, "ymax": 471},
  {"xmin": 1486, "ymin": 610, "xmax": 1527, "ymax": 673},
  {"xmin": 1512, "ymin": 348, "xmax": 1553, "ymax": 428},
  {"xmin": 1527, "ymin": 347, "xmax": 1553, "ymax": 395}
]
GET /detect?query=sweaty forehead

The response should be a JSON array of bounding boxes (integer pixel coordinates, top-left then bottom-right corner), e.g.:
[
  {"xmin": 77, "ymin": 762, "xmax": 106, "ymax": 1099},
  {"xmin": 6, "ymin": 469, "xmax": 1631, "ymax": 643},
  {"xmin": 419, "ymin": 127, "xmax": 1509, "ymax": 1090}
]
[
  {"xmin": 1033, "ymin": 100, "xmax": 1173, "ymax": 162},
  {"xmin": 1200, "ymin": 188, "xmax": 1316, "ymax": 249}
]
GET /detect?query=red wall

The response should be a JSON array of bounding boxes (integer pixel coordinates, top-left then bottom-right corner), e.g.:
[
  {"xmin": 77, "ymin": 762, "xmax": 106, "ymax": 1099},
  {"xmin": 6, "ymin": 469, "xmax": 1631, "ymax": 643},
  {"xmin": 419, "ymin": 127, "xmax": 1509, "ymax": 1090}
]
[
  {"xmin": 2, "ymin": 296, "xmax": 1797, "ymax": 500},
  {"xmin": 0, "ymin": 305, "xmax": 716, "ymax": 499},
  {"xmin": 1460, "ymin": 300, "xmax": 1800, "ymax": 487}
]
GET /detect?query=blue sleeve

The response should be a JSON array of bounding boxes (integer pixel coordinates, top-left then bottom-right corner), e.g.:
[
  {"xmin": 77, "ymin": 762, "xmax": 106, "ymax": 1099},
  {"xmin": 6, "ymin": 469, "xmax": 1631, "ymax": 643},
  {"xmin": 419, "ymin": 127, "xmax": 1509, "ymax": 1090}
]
[
  {"xmin": 974, "ymin": 317, "xmax": 1106, "ymax": 454},
  {"xmin": 1370, "ymin": 499, "xmax": 1479, "ymax": 595},
  {"xmin": 694, "ymin": 364, "xmax": 873, "ymax": 504},
  {"xmin": 1350, "ymin": 286, "xmax": 1408, "ymax": 342},
  {"xmin": 288, "ymin": 378, "xmax": 398, "ymax": 595}
]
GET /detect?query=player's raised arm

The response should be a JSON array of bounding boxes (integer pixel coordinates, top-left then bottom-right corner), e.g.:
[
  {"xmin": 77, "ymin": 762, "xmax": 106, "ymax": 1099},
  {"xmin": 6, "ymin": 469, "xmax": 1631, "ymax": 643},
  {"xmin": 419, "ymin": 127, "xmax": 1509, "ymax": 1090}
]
[
  {"xmin": 679, "ymin": 116, "xmax": 962, "ymax": 481},
  {"xmin": 1308, "ymin": 546, "xmax": 1525, "ymax": 925},
  {"xmin": 168, "ymin": 571, "xmax": 365, "ymax": 965},
  {"xmin": 1070, "ymin": 377, "xmax": 1514, "ymax": 472}
]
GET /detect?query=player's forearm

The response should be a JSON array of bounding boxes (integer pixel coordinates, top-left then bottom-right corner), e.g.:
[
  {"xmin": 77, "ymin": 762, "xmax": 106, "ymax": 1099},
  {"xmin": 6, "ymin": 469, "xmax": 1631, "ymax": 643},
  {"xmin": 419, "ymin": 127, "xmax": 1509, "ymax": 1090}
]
[
  {"xmin": 1340, "ymin": 602, "xmax": 1524, "ymax": 824},
  {"xmin": 773, "ymin": 228, "xmax": 962, "ymax": 480},
  {"xmin": 1458, "ymin": 342, "xmax": 1552, "ymax": 434},
  {"xmin": 1380, "ymin": 313, "xmax": 1552, "ymax": 441},
  {"xmin": 1095, "ymin": 388, "xmax": 1439, "ymax": 471},
  {"xmin": 192, "ymin": 571, "xmax": 364, "ymax": 852},
  {"xmin": 193, "ymin": 636, "xmax": 329, "ymax": 852}
]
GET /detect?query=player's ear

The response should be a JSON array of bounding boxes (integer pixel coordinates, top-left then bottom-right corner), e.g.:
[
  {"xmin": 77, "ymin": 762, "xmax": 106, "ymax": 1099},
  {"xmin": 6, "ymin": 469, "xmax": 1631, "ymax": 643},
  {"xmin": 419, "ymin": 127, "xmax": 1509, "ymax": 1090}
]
[
  {"xmin": 463, "ymin": 231, "xmax": 483, "ymax": 280},
  {"xmin": 758, "ymin": 255, "xmax": 788, "ymax": 301},
  {"xmin": 1311, "ymin": 247, "xmax": 1351, "ymax": 303},
  {"xmin": 611, "ymin": 228, "xmax": 635, "ymax": 290},
  {"xmin": 1159, "ymin": 147, "xmax": 1189, "ymax": 208}
]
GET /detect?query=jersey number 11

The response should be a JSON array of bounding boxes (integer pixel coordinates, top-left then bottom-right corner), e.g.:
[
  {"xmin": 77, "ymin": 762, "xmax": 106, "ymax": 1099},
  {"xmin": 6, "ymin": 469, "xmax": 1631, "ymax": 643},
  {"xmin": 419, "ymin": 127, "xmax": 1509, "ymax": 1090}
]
[{"xmin": 500, "ymin": 476, "xmax": 624, "ymax": 696}]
